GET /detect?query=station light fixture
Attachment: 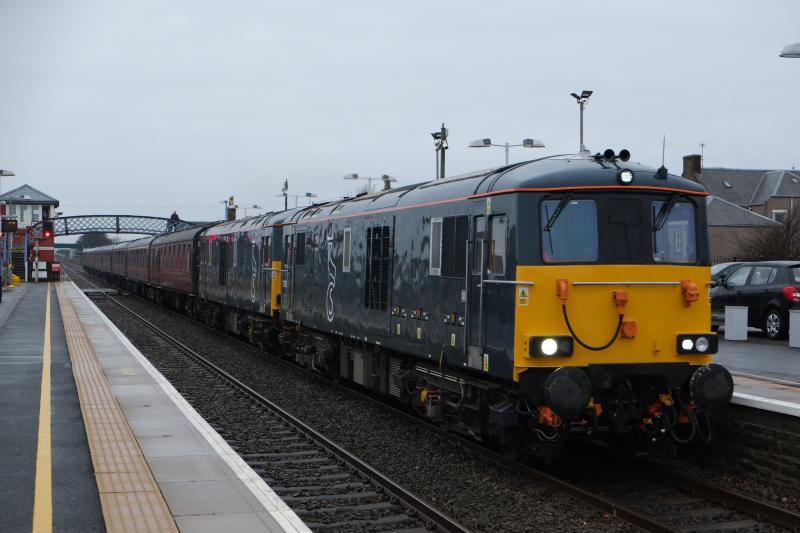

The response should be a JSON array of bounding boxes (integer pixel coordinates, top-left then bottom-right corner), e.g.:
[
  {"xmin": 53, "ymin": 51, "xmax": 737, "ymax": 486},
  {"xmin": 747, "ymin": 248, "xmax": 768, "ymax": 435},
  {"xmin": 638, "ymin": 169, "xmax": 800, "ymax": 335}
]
[
  {"xmin": 570, "ymin": 90, "xmax": 593, "ymax": 153},
  {"xmin": 468, "ymin": 137, "xmax": 545, "ymax": 165},
  {"xmin": 343, "ymin": 173, "xmax": 397, "ymax": 193}
]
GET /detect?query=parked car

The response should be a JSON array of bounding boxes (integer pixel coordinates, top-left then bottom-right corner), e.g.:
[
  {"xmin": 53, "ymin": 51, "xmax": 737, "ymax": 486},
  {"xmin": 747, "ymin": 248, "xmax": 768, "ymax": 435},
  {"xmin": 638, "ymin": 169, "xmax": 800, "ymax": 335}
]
[
  {"xmin": 711, "ymin": 261, "xmax": 800, "ymax": 339},
  {"xmin": 711, "ymin": 262, "xmax": 740, "ymax": 284}
]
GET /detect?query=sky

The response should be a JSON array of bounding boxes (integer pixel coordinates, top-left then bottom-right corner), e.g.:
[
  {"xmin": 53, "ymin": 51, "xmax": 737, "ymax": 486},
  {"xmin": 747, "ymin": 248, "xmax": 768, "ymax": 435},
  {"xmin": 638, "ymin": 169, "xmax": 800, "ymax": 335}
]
[{"xmin": 1, "ymin": 1, "xmax": 799, "ymax": 228}]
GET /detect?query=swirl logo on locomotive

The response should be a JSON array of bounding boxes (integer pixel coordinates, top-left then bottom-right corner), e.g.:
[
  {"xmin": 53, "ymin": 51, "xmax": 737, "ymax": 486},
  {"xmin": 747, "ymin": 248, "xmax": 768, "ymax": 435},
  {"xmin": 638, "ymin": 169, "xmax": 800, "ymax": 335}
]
[{"xmin": 326, "ymin": 235, "xmax": 336, "ymax": 322}]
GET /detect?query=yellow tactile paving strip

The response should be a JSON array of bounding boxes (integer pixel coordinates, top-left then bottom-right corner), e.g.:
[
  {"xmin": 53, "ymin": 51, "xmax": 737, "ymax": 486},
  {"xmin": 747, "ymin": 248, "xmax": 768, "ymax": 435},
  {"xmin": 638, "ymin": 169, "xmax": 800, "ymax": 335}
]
[{"xmin": 56, "ymin": 284, "xmax": 179, "ymax": 533}]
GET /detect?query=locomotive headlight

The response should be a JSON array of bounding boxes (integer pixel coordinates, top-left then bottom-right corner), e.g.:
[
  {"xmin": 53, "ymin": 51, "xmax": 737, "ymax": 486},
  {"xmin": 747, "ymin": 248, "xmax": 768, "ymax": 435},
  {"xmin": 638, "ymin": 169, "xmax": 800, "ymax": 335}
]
[
  {"xmin": 695, "ymin": 336, "xmax": 710, "ymax": 353},
  {"xmin": 677, "ymin": 334, "xmax": 718, "ymax": 354},
  {"xmin": 617, "ymin": 169, "xmax": 634, "ymax": 185},
  {"xmin": 540, "ymin": 338, "xmax": 559, "ymax": 356},
  {"xmin": 530, "ymin": 336, "xmax": 574, "ymax": 357}
]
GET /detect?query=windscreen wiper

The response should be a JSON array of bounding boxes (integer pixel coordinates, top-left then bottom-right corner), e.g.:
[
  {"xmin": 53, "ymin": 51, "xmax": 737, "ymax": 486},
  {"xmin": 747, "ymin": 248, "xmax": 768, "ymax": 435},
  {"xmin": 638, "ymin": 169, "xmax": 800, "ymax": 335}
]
[
  {"xmin": 654, "ymin": 194, "xmax": 678, "ymax": 231},
  {"xmin": 544, "ymin": 194, "xmax": 572, "ymax": 232}
]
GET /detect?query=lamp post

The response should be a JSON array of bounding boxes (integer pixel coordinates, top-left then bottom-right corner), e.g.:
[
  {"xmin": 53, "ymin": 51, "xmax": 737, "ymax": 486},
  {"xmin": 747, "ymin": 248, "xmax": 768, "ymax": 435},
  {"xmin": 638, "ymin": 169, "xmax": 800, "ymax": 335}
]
[
  {"xmin": 0, "ymin": 170, "xmax": 15, "ymax": 290},
  {"xmin": 570, "ymin": 90, "xmax": 593, "ymax": 153},
  {"xmin": 343, "ymin": 173, "xmax": 397, "ymax": 193},
  {"xmin": 431, "ymin": 123, "xmax": 448, "ymax": 179},
  {"xmin": 284, "ymin": 193, "xmax": 318, "ymax": 207},
  {"xmin": 243, "ymin": 204, "xmax": 262, "ymax": 217},
  {"xmin": 468, "ymin": 138, "xmax": 545, "ymax": 165},
  {"xmin": 343, "ymin": 173, "xmax": 374, "ymax": 193}
]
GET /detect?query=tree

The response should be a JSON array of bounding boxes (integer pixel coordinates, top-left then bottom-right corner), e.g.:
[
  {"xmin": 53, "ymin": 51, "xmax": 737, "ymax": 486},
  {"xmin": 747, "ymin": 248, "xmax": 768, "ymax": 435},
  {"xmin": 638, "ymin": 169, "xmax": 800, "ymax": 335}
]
[
  {"xmin": 738, "ymin": 208, "xmax": 800, "ymax": 261},
  {"xmin": 76, "ymin": 233, "xmax": 113, "ymax": 250}
]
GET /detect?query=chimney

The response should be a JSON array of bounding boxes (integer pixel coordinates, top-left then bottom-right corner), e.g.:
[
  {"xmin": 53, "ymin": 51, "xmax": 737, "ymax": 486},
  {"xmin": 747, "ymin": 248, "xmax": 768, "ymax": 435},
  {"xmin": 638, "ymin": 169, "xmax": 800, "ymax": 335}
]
[
  {"xmin": 226, "ymin": 196, "xmax": 237, "ymax": 221},
  {"xmin": 682, "ymin": 154, "xmax": 702, "ymax": 183}
]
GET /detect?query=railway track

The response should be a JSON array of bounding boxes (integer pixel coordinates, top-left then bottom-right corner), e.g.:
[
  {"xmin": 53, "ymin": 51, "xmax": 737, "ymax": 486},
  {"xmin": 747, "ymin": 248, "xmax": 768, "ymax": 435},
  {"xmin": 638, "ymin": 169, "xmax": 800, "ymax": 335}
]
[
  {"xmin": 63, "ymin": 265, "xmax": 468, "ymax": 533},
  {"xmin": 64, "ymin": 264, "xmax": 800, "ymax": 532}
]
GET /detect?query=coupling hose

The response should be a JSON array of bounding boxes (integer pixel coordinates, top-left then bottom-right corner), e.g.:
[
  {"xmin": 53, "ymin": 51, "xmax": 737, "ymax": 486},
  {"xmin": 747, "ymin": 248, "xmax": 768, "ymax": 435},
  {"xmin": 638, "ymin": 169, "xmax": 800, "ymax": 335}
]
[{"xmin": 561, "ymin": 304, "xmax": 623, "ymax": 351}]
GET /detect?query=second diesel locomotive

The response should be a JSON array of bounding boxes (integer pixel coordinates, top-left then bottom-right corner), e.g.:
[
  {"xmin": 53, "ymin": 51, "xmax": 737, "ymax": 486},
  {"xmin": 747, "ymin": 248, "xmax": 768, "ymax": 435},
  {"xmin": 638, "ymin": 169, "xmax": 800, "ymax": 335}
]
[{"xmin": 83, "ymin": 152, "xmax": 734, "ymax": 460}]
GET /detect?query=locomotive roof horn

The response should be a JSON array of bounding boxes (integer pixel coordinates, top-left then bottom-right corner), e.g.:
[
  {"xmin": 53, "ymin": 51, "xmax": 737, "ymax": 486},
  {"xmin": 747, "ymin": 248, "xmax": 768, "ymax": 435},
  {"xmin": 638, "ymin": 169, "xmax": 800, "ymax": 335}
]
[{"xmin": 595, "ymin": 148, "xmax": 631, "ymax": 162}]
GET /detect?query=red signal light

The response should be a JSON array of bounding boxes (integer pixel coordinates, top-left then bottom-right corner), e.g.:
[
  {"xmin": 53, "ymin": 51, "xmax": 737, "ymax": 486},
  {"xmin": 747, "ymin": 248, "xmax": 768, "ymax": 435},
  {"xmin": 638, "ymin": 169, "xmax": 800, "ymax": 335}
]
[{"xmin": 41, "ymin": 220, "xmax": 54, "ymax": 239}]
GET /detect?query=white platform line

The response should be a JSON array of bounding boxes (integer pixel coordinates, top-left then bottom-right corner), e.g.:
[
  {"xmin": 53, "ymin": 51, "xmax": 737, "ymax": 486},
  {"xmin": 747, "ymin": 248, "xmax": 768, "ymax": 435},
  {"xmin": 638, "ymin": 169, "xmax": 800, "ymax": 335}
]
[
  {"xmin": 731, "ymin": 391, "xmax": 800, "ymax": 418},
  {"xmin": 68, "ymin": 282, "xmax": 311, "ymax": 533}
]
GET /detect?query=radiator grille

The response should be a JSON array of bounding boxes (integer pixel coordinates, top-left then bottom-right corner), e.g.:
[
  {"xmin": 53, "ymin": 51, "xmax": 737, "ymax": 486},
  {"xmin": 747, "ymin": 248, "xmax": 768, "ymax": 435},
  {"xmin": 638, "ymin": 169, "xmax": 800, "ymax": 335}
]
[
  {"xmin": 388, "ymin": 358, "xmax": 402, "ymax": 398},
  {"xmin": 365, "ymin": 225, "xmax": 391, "ymax": 311}
]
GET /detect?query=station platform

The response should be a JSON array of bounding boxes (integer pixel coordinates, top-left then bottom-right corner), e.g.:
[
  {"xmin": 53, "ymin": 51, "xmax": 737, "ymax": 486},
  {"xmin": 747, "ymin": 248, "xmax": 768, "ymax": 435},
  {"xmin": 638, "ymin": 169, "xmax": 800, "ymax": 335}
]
[
  {"xmin": 716, "ymin": 336, "xmax": 800, "ymax": 417},
  {"xmin": 0, "ymin": 281, "xmax": 310, "ymax": 533}
]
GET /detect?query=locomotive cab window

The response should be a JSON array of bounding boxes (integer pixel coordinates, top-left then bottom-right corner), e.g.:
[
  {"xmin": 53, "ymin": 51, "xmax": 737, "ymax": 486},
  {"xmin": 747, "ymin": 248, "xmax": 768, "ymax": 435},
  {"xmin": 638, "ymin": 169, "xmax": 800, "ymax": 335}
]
[
  {"xmin": 489, "ymin": 216, "xmax": 507, "ymax": 274},
  {"xmin": 652, "ymin": 200, "xmax": 696, "ymax": 264},
  {"xmin": 541, "ymin": 199, "xmax": 598, "ymax": 263}
]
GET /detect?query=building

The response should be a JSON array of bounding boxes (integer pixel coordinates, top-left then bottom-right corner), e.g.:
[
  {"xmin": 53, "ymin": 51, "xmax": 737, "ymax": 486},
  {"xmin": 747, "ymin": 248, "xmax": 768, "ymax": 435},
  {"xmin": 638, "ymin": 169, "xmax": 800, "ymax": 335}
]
[
  {"xmin": 705, "ymin": 196, "xmax": 777, "ymax": 261},
  {"xmin": 0, "ymin": 184, "xmax": 60, "ymax": 281},
  {"xmin": 682, "ymin": 155, "xmax": 781, "ymax": 262}
]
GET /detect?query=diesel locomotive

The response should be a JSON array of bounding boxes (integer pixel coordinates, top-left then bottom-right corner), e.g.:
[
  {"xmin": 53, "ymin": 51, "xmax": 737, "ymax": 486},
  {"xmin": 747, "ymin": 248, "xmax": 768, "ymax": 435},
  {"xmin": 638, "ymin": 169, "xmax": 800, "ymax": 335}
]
[{"xmin": 83, "ymin": 151, "xmax": 734, "ymax": 461}]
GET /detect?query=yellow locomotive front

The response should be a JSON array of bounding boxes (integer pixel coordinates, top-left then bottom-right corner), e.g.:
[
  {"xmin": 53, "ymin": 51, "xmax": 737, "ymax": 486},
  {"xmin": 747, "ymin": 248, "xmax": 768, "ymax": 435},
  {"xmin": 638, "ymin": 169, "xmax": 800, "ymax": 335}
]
[{"xmin": 508, "ymin": 167, "xmax": 733, "ymax": 451}]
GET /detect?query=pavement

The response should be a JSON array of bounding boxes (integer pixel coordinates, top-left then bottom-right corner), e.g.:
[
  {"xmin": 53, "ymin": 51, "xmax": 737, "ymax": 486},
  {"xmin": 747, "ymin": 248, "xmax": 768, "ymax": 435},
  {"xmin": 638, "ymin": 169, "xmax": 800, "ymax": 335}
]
[
  {"xmin": 0, "ymin": 282, "xmax": 104, "ymax": 532},
  {"xmin": 715, "ymin": 328, "xmax": 800, "ymax": 383}
]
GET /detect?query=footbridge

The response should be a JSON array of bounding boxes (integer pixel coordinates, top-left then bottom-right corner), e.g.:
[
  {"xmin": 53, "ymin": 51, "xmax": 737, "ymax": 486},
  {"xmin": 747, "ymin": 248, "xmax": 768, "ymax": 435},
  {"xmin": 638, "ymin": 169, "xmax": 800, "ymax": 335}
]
[{"xmin": 30, "ymin": 215, "xmax": 209, "ymax": 239}]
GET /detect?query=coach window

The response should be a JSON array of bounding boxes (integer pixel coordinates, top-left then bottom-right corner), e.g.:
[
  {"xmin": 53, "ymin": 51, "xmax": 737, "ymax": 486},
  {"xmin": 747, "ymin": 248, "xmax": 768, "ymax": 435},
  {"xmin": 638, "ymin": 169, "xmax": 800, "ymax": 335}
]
[
  {"xmin": 652, "ymin": 200, "xmax": 696, "ymax": 264},
  {"xmin": 429, "ymin": 218, "xmax": 443, "ymax": 276},
  {"xmin": 489, "ymin": 216, "xmax": 507, "ymax": 274},
  {"xmin": 343, "ymin": 227, "xmax": 352, "ymax": 273},
  {"xmin": 541, "ymin": 199, "xmax": 598, "ymax": 263}
]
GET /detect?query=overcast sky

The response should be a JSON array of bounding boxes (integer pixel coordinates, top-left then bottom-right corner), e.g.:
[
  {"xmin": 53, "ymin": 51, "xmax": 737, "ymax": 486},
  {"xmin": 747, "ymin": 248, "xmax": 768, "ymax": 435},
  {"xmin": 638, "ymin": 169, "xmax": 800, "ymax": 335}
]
[{"xmin": 1, "ymin": 1, "xmax": 799, "ymax": 226}]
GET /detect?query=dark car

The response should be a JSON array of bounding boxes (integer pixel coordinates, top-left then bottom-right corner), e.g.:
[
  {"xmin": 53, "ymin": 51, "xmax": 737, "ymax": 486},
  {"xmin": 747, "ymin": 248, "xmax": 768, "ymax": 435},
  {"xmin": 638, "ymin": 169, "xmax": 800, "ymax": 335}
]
[
  {"xmin": 711, "ymin": 261, "xmax": 800, "ymax": 339},
  {"xmin": 711, "ymin": 262, "xmax": 739, "ymax": 283}
]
